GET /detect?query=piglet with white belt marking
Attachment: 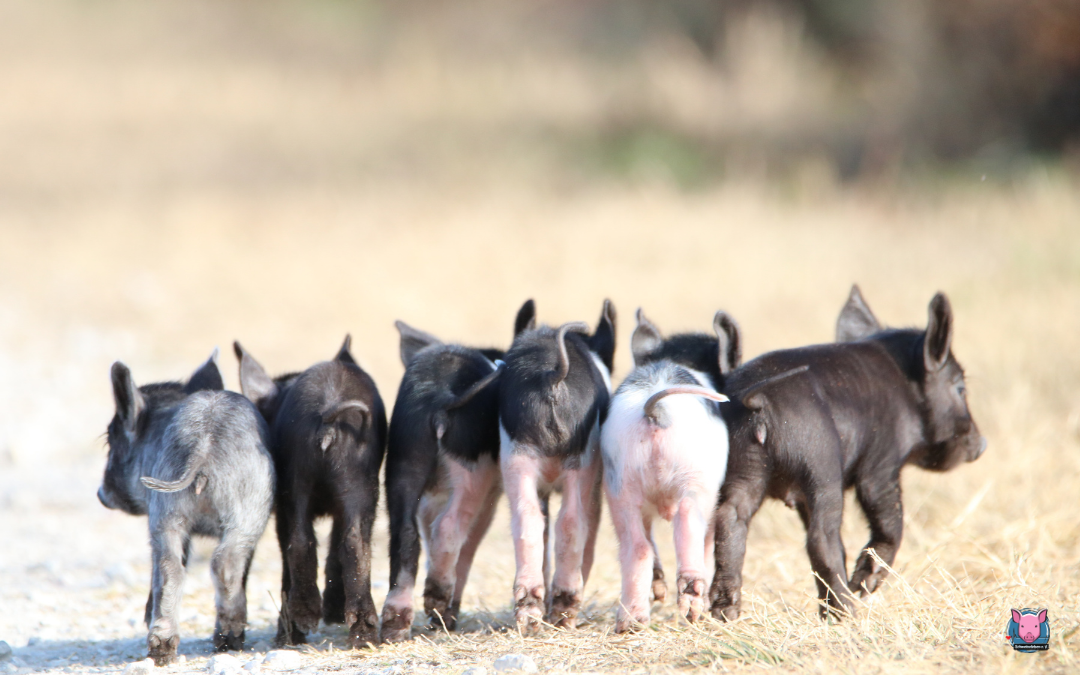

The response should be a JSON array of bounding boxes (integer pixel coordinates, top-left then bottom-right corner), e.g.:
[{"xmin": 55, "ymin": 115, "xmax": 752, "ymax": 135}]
[
  {"xmin": 380, "ymin": 302, "xmax": 532, "ymax": 642},
  {"xmin": 498, "ymin": 299, "xmax": 616, "ymax": 634},
  {"xmin": 600, "ymin": 309, "xmax": 740, "ymax": 632}
]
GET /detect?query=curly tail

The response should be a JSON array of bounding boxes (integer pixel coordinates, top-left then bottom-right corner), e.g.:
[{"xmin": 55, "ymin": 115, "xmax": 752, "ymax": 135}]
[
  {"xmin": 140, "ymin": 454, "xmax": 209, "ymax": 495},
  {"xmin": 550, "ymin": 322, "xmax": 590, "ymax": 386},
  {"xmin": 644, "ymin": 386, "xmax": 730, "ymax": 424},
  {"xmin": 319, "ymin": 400, "xmax": 371, "ymax": 451},
  {"xmin": 445, "ymin": 361, "xmax": 505, "ymax": 411},
  {"xmin": 433, "ymin": 361, "xmax": 505, "ymax": 441}
]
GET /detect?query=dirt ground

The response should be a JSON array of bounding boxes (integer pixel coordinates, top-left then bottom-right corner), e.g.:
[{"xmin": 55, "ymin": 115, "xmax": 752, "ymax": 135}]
[{"xmin": 2, "ymin": 2, "xmax": 1079, "ymax": 674}]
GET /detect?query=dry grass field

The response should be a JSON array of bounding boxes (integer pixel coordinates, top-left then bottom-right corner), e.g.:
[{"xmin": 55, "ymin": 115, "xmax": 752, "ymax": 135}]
[{"xmin": 1, "ymin": 2, "xmax": 1078, "ymax": 674}]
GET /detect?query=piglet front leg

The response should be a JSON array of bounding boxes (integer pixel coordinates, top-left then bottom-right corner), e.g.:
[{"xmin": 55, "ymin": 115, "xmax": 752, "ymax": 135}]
[{"xmin": 501, "ymin": 453, "xmax": 547, "ymax": 635}]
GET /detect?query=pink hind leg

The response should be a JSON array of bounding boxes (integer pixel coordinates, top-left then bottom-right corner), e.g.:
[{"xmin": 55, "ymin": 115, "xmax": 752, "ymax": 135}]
[
  {"xmin": 673, "ymin": 495, "xmax": 709, "ymax": 623},
  {"xmin": 501, "ymin": 452, "xmax": 547, "ymax": 635}
]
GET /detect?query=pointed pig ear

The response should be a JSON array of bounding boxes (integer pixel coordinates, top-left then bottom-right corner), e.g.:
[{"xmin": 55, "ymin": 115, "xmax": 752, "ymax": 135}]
[
  {"xmin": 395, "ymin": 321, "xmax": 442, "ymax": 368},
  {"xmin": 514, "ymin": 299, "xmax": 537, "ymax": 336},
  {"xmin": 836, "ymin": 284, "xmax": 882, "ymax": 342},
  {"xmin": 1037, "ymin": 609, "xmax": 1047, "ymax": 624},
  {"xmin": 233, "ymin": 341, "xmax": 278, "ymax": 405},
  {"xmin": 630, "ymin": 308, "xmax": 663, "ymax": 367},
  {"xmin": 589, "ymin": 299, "xmax": 616, "ymax": 372},
  {"xmin": 111, "ymin": 361, "xmax": 144, "ymax": 434},
  {"xmin": 924, "ymin": 293, "xmax": 953, "ymax": 372},
  {"xmin": 713, "ymin": 310, "xmax": 742, "ymax": 374},
  {"xmin": 335, "ymin": 334, "xmax": 357, "ymax": 366},
  {"xmin": 1011, "ymin": 609, "xmax": 1022, "ymax": 624},
  {"xmin": 185, "ymin": 348, "xmax": 224, "ymax": 394}
]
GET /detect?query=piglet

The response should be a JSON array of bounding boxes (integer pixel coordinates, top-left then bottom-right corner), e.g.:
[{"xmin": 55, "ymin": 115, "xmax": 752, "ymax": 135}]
[
  {"xmin": 710, "ymin": 288, "xmax": 986, "ymax": 621},
  {"xmin": 380, "ymin": 302, "xmax": 531, "ymax": 642},
  {"xmin": 235, "ymin": 336, "xmax": 387, "ymax": 648},
  {"xmin": 98, "ymin": 351, "xmax": 275, "ymax": 665},
  {"xmin": 601, "ymin": 309, "xmax": 740, "ymax": 632},
  {"xmin": 499, "ymin": 299, "xmax": 616, "ymax": 634}
]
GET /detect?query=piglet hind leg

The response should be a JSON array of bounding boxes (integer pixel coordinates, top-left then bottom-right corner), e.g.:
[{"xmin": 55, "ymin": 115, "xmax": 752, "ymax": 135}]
[
  {"xmin": 273, "ymin": 509, "xmax": 307, "ymax": 646},
  {"xmin": 647, "ymin": 519, "xmax": 667, "ymax": 604},
  {"xmin": 279, "ymin": 495, "xmax": 322, "ymax": 641},
  {"xmin": 709, "ymin": 471, "xmax": 766, "ymax": 622},
  {"xmin": 849, "ymin": 475, "xmax": 903, "ymax": 596},
  {"xmin": 607, "ymin": 492, "xmax": 653, "ymax": 633},
  {"xmin": 424, "ymin": 459, "xmax": 500, "ymax": 632},
  {"xmin": 797, "ymin": 489, "xmax": 856, "ymax": 620},
  {"xmin": 673, "ymin": 496, "xmax": 710, "ymax": 624},
  {"xmin": 147, "ymin": 522, "xmax": 187, "ymax": 666},
  {"xmin": 448, "ymin": 476, "xmax": 502, "ymax": 627},
  {"xmin": 339, "ymin": 497, "xmax": 380, "ymax": 648},
  {"xmin": 321, "ymin": 518, "xmax": 346, "ymax": 624},
  {"xmin": 210, "ymin": 536, "xmax": 256, "ymax": 651},
  {"xmin": 548, "ymin": 456, "xmax": 602, "ymax": 630},
  {"xmin": 501, "ymin": 453, "xmax": 547, "ymax": 636},
  {"xmin": 380, "ymin": 464, "xmax": 432, "ymax": 644}
]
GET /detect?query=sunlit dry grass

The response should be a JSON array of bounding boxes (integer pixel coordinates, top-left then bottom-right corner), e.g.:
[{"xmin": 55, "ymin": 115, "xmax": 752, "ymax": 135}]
[{"xmin": 0, "ymin": 2, "xmax": 1078, "ymax": 674}]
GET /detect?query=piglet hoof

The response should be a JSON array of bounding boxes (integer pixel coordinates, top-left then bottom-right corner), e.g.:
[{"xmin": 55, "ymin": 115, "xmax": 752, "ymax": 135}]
[
  {"xmin": 676, "ymin": 576, "xmax": 706, "ymax": 623},
  {"xmin": 379, "ymin": 606, "xmax": 414, "ymax": 644},
  {"xmin": 708, "ymin": 600, "xmax": 741, "ymax": 622},
  {"xmin": 287, "ymin": 593, "xmax": 322, "ymax": 636},
  {"xmin": 615, "ymin": 609, "xmax": 649, "ymax": 634},
  {"xmin": 423, "ymin": 579, "xmax": 457, "ymax": 631},
  {"xmin": 147, "ymin": 634, "xmax": 179, "ymax": 666},
  {"xmin": 346, "ymin": 611, "xmax": 379, "ymax": 649},
  {"xmin": 547, "ymin": 589, "xmax": 581, "ymax": 629},
  {"xmin": 274, "ymin": 619, "xmax": 308, "ymax": 647},
  {"xmin": 651, "ymin": 568, "xmax": 667, "ymax": 605},
  {"xmin": 850, "ymin": 564, "xmax": 888, "ymax": 597},
  {"xmin": 213, "ymin": 628, "xmax": 245, "ymax": 652},
  {"xmin": 819, "ymin": 597, "xmax": 856, "ymax": 622},
  {"xmin": 513, "ymin": 584, "xmax": 545, "ymax": 636}
]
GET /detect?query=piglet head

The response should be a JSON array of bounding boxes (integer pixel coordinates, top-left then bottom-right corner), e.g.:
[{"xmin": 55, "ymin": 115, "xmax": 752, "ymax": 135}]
[
  {"xmin": 1012, "ymin": 609, "xmax": 1047, "ymax": 643},
  {"xmin": 100, "ymin": 361, "xmax": 147, "ymax": 514},
  {"xmin": 913, "ymin": 293, "xmax": 986, "ymax": 472}
]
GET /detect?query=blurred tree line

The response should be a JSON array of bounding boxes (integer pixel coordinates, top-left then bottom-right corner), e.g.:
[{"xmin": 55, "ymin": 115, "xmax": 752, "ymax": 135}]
[{"xmin": 513, "ymin": 0, "xmax": 1080, "ymax": 177}]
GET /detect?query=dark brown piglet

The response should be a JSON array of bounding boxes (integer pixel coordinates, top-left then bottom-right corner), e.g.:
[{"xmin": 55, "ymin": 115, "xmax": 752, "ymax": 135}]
[{"xmin": 711, "ymin": 288, "xmax": 985, "ymax": 620}]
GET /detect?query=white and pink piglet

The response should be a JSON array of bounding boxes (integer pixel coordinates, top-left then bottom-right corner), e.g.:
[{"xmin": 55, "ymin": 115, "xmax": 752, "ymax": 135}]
[{"xmin": 600, "ymin": 309, "xmax": 740, "ymax": 632}]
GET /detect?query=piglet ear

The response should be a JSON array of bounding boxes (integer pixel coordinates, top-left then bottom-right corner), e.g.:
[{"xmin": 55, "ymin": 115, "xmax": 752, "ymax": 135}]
[
  {"xmin": 233, "ymin": 341, "xmax": 278, "ymax": 405},
  {"xmin": 514, "ymin": 299, "xmax": 537, "ymax": 336},
  {"xmin": 1011, "ymin": 609, "xmax": 1023, "ymax": 624},
  {"xmin": 924, "ymin": 293, "xmax": 953, "ymax": 372},
  {"xmin": 395, "ymin": 321, "xmax": 442, "ymax": 368},
  {"xmin": 713, "ymin": 310, "xmax": 742, "ymax": 374},
  {"xmin": 836, "ymin": 284, "xmax": 882, "ymax": 342},
  {"xmin": 335, "ymin": 334, "xmax": 357, "ymax": 366},
  {"xmin": 186, "ymin": 348, "xmax": 224, "ymax": 394},
  {"xmin": 631, "ymin": 308, "xmax": 663, "ymax": 367},
  {"xmin": 111, "ymin": 361, "xmax": 145, "ymax": 435},
  {"xmin": 1037, "ymin": 609, "xmax": 1048, "ymax": 624},
  {"xmin": 589, "ymin": 299, "xmax": 617, "ymax": 372}
]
